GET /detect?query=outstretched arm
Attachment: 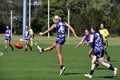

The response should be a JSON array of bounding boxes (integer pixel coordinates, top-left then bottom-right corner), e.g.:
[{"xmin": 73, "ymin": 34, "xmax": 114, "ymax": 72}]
[
  {"xmin": 75, "ymin": 36, "xmax": 85, "ymax": 48},
  {"xmin": 65, "ymin": 22, "xmax": 78, "ymax": 39},
  {"xmin": 39, "ymin": 24, "xmax": 56, "ymax": 36}
]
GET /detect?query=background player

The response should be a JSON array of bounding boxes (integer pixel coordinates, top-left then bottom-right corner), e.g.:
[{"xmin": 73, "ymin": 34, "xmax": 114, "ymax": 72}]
[
  {"xmin": 75, "ymin": 29, "xmax": 94, "ymax": 59},
  {"xmin": 99, "ymin": 23, "xmax": 110, "ymax": 61},
  {"xmin": 29, "ymin": 27, "xmax": 34, "ymax": 46},
  {"xmin": 37, "ymin": 15, "xmax": 78, "ymax": 75},
  {"xmin": 84, "ymin": 26, "xmax": 117, "ymax": 78},
  {"xmin": 4, "ymin": 26, "xmax": 14, "ymax": 51},
  {"xmin": 24, "ymin": 26, "xmax": 32, "ymax": 51}
]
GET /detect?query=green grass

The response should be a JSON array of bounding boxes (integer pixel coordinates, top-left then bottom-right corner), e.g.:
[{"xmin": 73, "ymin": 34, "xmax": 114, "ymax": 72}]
[{"xmin": 0, "ymin": 35, "xmax": 120, "ymax": 80}]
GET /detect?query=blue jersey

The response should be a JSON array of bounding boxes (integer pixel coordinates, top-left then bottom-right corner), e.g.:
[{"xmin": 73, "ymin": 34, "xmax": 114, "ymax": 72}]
[
  {"xmin": 24, "ymin": 29, "xmax": 30, "ymax": 40},
  {"xmin": 56, "ymin": 22, "xmax": 66, "ymax": 38},
  {"xmin": 55, "ymin": 22, "xmax": 66, "ymax": 45},
  {"xmin": 5, "ymin": 29, "xmax": 11, "ymax": 40},
  {"xmin": 85, "ymin": 35, "xmax": 93, "ymax": 48},
  {"xmin": 85, "ymin": 35, "xmax": 90, "ymax": 42},
  {"xmin": 92, "ymin": 32, "xmax": 104, "ymax": 53}
]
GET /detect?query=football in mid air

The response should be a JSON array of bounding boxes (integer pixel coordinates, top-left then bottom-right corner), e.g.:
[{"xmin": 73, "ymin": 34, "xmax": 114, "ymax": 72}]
[{"xmin": 14, "ymin": 42, "xmax": 23, "ymax": 49}]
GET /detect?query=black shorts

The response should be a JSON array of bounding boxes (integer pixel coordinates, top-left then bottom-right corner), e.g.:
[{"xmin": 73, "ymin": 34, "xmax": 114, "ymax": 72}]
[
  {"xmin": 94, "ymin": 50, "xmax": 104, "ymax": 59},
  {"xmin": 5, "ymin": 36, "xmax": 11, "ymax": 41},
  {"xmin": 56, "ymin": 38, "xmax": 66, "ymax": 45}
]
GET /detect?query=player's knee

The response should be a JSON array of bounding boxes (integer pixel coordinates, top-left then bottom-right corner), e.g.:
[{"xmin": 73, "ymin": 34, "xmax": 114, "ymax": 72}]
[
  {"xmin": 91, "ymin": 60, "xmax": 95, "ymax": 64},
  {"xmin": 99, "ymin": 60, "xmax": 104, "ymax": 65},
  {"xmin": 25, "ymin": 42, "xmax": 28, "ymax": 45},
  {"xmin": 101, "ymin": 62, "xmax": 106, "ymax": 66}
]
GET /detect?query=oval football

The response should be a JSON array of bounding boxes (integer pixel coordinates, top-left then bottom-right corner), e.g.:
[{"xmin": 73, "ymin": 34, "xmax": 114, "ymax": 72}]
[{"xmin": 14, "ymin": 43, "xmax": 23, "ymax": 49}]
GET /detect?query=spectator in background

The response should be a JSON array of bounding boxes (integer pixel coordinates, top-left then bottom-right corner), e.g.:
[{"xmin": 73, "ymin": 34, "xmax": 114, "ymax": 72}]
[
  {"xmin": 99, "ymin": 23, "xmax": 110, "ymax": 61},
  {"xmin": 29, "ymin": 27, "xmax": 34, "ymax": 46}
]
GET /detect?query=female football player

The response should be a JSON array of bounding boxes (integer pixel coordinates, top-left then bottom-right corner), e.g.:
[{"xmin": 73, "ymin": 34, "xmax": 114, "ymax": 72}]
[
  {"xmin": 37, "ymin": 15, "xmax": 78, "ymax": 75},
  {"xmin": 75, "ymin": 29, "xmax": 94, "ymax": 59},
  {"xmin": 84, "ymin": 26, "xmax": 117, "ymax": 78},
  {"xmin": 24, "ymin": 26, "xmax": 32, "ymax": 51},
  {"xmin": 99, "ymin": 23, "xmax": 110, "ymax": 61},
  {"xmin": 4, "ymin": 26, "xmax": 14, "ymax": 51}
]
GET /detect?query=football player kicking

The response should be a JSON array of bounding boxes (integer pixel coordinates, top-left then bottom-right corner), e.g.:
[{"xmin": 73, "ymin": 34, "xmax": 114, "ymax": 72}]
[{"xmin": 37, "ymin": 15, "xmax": 78, "ymax": 75}]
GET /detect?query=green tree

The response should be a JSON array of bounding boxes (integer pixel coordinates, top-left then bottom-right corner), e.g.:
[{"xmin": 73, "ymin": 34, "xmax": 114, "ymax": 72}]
[{"xmin": 0, "ymin": 0, "xmax": 120, "ymax": 36}]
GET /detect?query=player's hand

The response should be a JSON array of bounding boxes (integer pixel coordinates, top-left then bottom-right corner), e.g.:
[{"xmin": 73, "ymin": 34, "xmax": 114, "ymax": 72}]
[
  {"xmin": 75, "ymin": 36, "xmax": 78, "ymax": 39},
  {"xmin": 74, "ymin": 34, "xmax": 78, "ymax": 39},
  {"xmin": 85, "ymin": 42, "xmax": 89, "ymax": 45},
  {"xmin": 39, "ymin": 32, "xmax": 44, "ymax": 36},
  {"xmin": 83, "ymin": 42, "xmax": 87, "ymax": 45}
]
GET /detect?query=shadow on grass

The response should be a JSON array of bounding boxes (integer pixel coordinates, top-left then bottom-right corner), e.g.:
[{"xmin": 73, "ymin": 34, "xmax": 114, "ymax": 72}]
[
  {"xmin": 96, "ymin": 67, "xmax": 107, "ymax": 70},
  {"xmin": 98, "ymin": 76, "xmax": 115, "ymax": 79},
  {"xmin": 110, "ymin": 60, "xmax": 118, "ymax": 62},
  {"xmin": 64, "ymin": 72, "xmax": 85, "ymax": 76}
]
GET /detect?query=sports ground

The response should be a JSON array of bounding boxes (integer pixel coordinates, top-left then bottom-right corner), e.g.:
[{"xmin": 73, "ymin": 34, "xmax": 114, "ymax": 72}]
[{"xmin": 0, "ymin": 35, "xmax": 120, "ymax": 80}]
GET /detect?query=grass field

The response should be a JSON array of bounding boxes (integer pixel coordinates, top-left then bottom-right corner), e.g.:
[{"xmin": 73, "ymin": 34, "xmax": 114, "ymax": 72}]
[{"xmin": 0, "ymin": 35, "xmax": 120, "ymax": 80}]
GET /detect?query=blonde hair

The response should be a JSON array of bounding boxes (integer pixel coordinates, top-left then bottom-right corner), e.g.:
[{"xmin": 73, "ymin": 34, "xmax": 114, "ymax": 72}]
[{"xmin": 53, "ymin": 15, "xmax": 61, "ymax": 22}]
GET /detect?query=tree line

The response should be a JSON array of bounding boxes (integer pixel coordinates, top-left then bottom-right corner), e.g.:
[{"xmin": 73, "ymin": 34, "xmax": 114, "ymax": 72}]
[{"xmin": 0, "ymin": 0, "xmax": 120, "ymax": 36}]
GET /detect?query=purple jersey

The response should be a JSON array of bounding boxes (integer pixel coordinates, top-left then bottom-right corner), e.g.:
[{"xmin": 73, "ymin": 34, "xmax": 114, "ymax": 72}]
[
  {"xmin": 92, "ymin": 32, "xmax": 104, "ymax": 53},
  {"xmin": 5, "ymin": 29, "xmax": 11, "ymax": 37},
  {"xmin": 24, "ymin": 29, "xmax": 30, "ymax": 40},
  {"xmin": 55, "ymin": 22, "xmax": 66, "ymax": 45},
  {"xmin": 85, "ymin": 35, "xmax": 93, "ymax": 48},
  {"xmin": 85, "ymin": 35, "xmax": 90, "ymax": 42},
  {"xmin": 5, "ymin": 29, "xmax": 11, "ymax": 40},
  {"xmin": 56, "ymin": 22, "xmax": 66, "ymax": 38}
]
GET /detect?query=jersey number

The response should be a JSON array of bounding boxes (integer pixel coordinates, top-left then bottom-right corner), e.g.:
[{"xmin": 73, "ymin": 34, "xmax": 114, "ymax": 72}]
[{"xmin": 58, "ymin": 26, "xmax": 65, "ymax": 33}]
